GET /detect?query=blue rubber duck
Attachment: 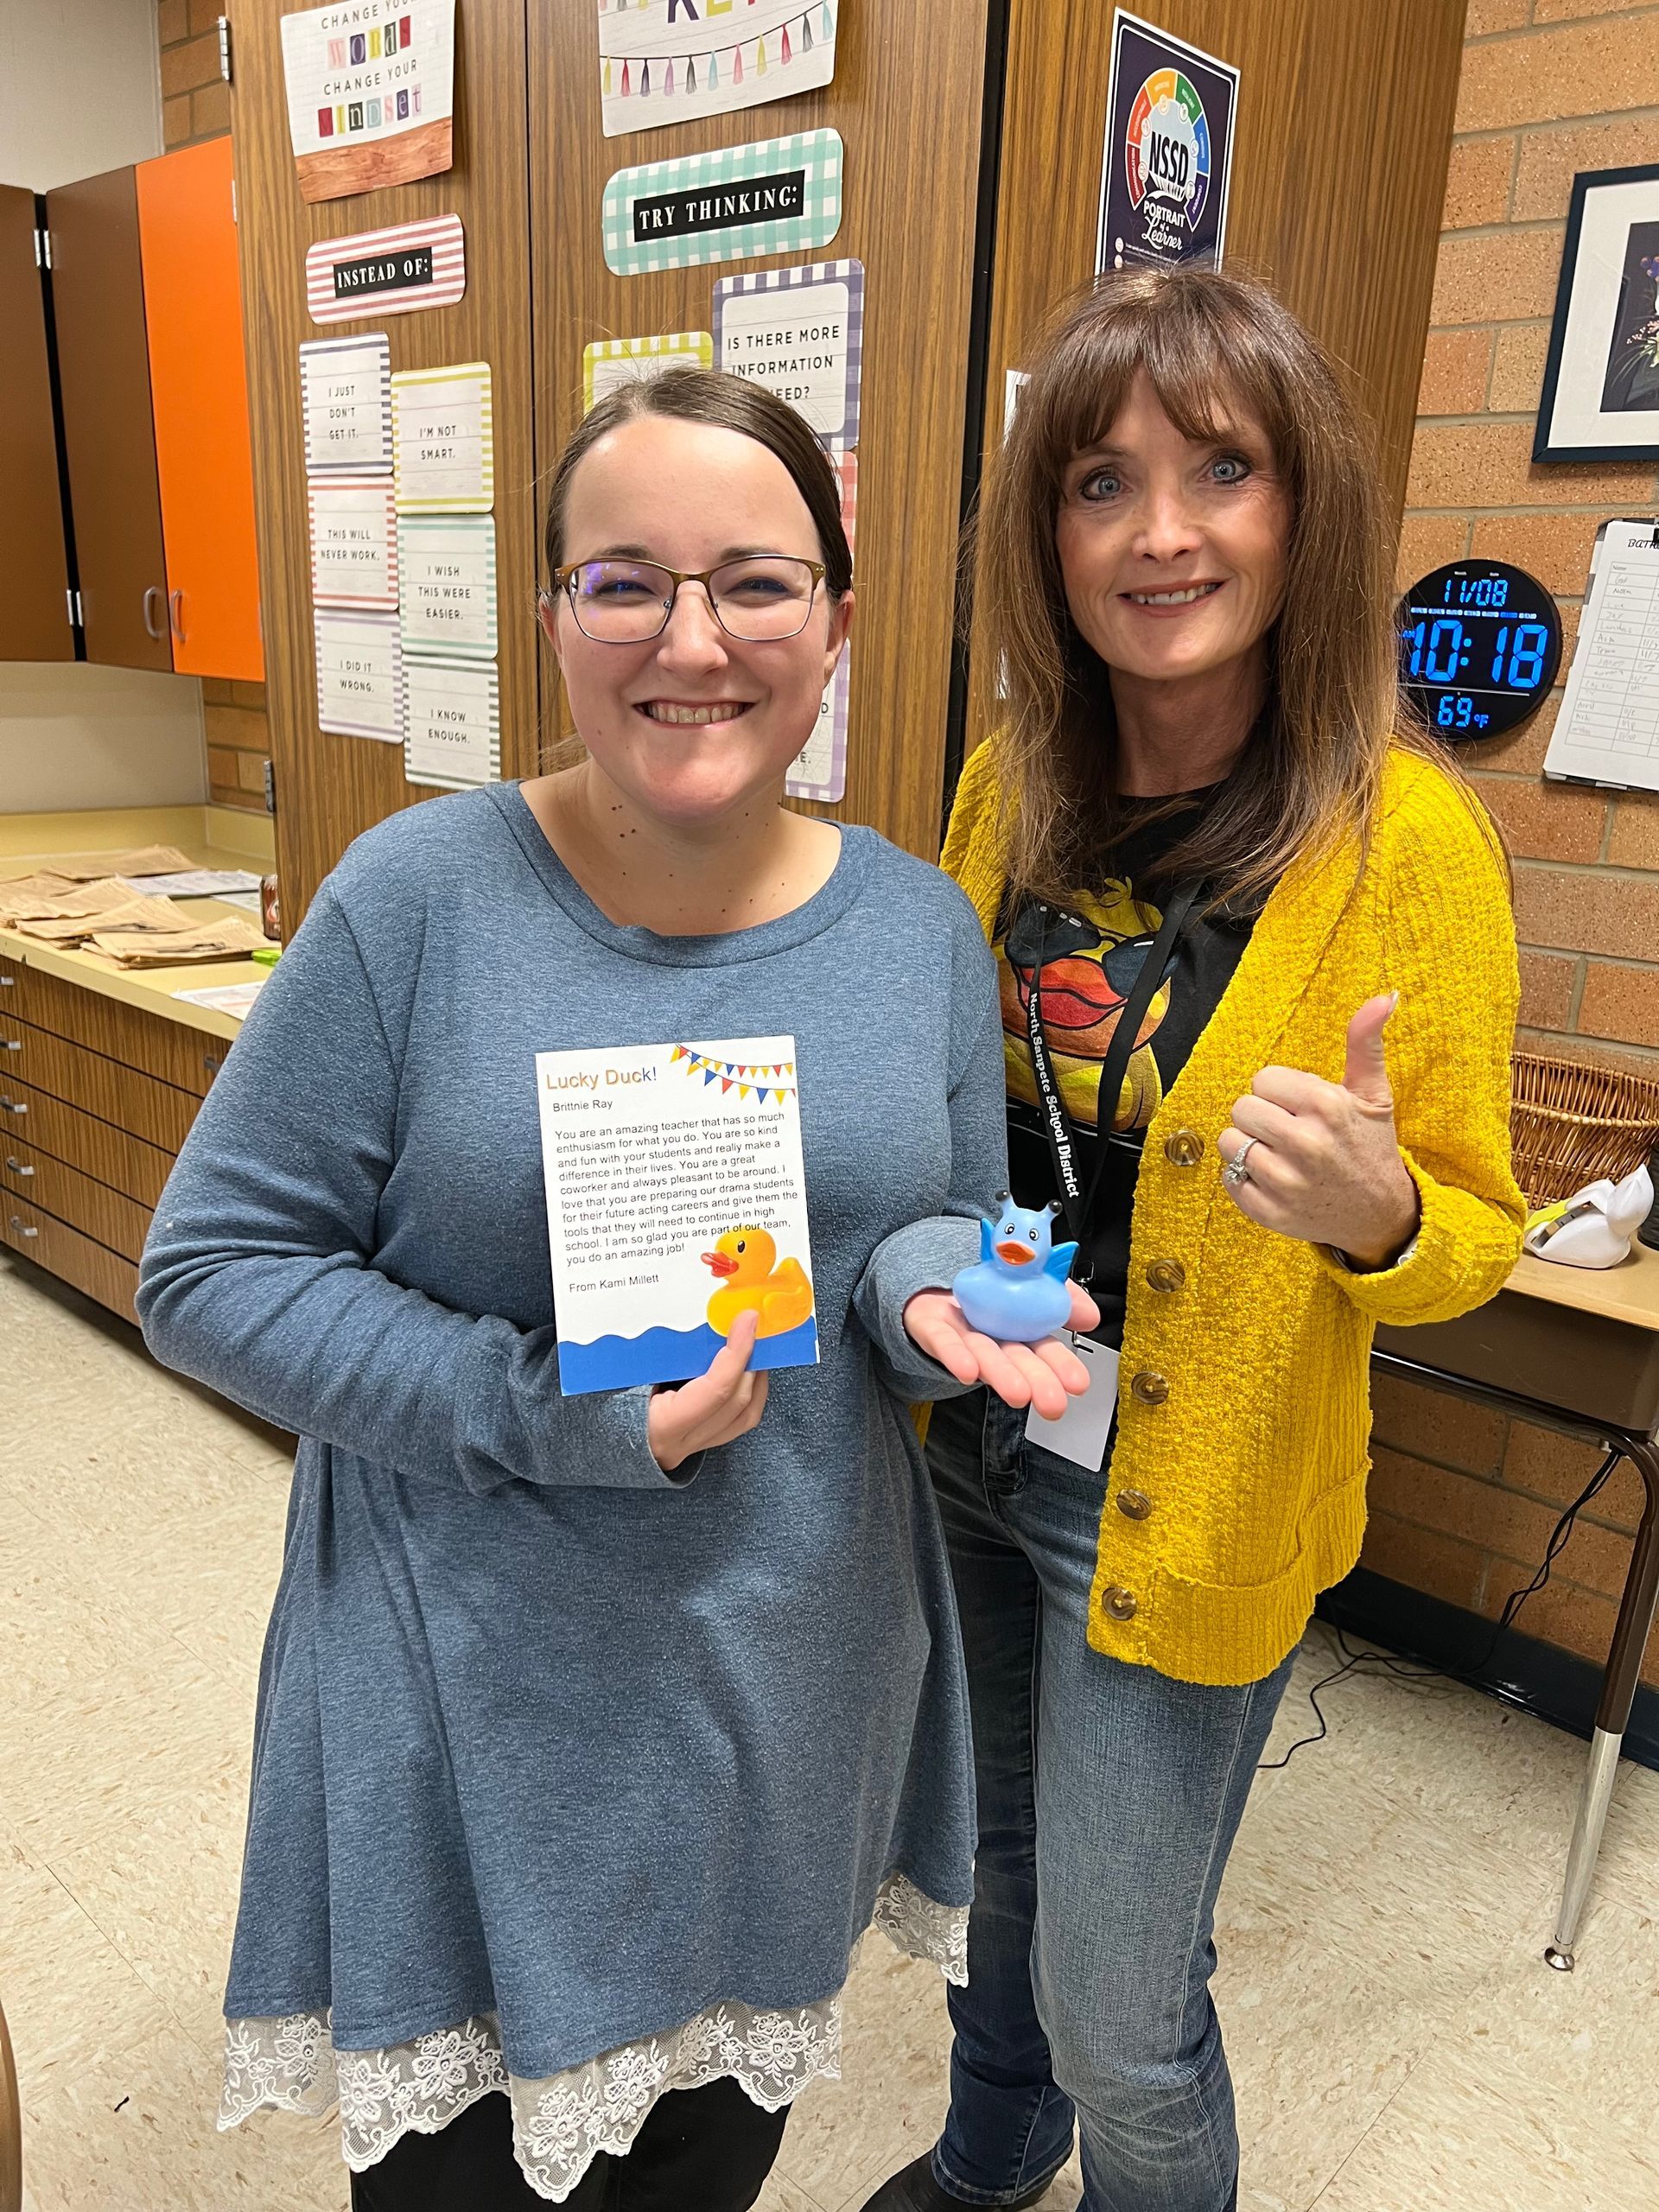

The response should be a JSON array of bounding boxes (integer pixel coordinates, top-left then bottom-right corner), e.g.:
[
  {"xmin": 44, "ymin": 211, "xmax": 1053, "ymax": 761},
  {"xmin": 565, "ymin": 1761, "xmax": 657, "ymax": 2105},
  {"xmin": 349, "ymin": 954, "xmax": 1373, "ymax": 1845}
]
[{"xmin": 952, "ymin": 1192, "xmax": 1079, "ymax": 1344}]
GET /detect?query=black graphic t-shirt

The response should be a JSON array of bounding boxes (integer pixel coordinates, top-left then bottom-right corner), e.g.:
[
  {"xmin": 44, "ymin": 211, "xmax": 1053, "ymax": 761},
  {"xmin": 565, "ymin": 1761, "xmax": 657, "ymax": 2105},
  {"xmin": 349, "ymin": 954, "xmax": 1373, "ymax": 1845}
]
[{"xmin": 996, "ymin": 793, "xmax": 1259, "ymax": 1344}]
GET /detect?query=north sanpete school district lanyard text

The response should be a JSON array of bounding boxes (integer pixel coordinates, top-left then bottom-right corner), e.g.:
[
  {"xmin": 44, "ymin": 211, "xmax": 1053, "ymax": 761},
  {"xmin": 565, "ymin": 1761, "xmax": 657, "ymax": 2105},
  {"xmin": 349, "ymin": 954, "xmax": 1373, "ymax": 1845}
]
[{"xmin": 1024, "ymin": 882, "xmax": 1201, "ymax": 1283}]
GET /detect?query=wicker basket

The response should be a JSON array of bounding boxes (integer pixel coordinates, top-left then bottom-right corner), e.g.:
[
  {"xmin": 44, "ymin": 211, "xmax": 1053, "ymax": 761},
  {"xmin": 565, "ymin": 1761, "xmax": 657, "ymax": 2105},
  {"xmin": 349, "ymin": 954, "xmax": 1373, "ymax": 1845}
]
[{"xmin": 1510, "ymin": 1051, "xmax": 1659, "ymax": 1207}]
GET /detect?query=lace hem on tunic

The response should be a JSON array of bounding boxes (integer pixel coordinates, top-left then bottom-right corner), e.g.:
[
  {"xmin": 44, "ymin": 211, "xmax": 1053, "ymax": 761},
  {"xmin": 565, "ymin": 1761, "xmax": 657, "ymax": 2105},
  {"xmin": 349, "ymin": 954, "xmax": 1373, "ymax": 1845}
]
[{"xmin": 218, "ymin": 1872, "xmax": 968, "ymax": 2202}]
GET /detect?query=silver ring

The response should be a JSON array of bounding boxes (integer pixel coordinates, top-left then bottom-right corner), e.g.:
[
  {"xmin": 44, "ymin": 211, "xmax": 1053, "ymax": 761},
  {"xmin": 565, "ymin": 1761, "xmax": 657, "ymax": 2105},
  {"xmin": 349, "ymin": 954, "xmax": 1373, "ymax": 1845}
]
[{"xmin": 1223, "ymin": 1135, "xmax": 1260, "ymax": 1187}]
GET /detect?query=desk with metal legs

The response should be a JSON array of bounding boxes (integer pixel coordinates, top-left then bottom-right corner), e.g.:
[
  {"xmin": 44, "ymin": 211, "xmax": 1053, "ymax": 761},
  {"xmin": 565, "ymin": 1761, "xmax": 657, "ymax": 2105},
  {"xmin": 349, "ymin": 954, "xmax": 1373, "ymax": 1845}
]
[{"xmin": 1372, "ymin": 1243, "xmax": 1659, "ymax": 1971}]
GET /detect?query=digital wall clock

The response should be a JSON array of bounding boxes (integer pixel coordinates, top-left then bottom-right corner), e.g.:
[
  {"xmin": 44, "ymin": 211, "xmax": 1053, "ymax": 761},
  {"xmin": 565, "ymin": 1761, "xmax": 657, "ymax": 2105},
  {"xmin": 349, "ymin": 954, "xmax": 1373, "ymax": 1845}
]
[{"xmin": 1398, "ymin": 560, "xmax": 1562, "ymax": 738}]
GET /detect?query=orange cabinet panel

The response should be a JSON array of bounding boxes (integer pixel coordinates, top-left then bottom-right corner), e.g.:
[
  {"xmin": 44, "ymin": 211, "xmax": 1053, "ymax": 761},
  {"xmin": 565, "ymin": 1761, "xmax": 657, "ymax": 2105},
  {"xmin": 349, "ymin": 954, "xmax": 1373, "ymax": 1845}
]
[{"xmin": 135, "ymin": 138, "xmax": 264, "ymax": 681}]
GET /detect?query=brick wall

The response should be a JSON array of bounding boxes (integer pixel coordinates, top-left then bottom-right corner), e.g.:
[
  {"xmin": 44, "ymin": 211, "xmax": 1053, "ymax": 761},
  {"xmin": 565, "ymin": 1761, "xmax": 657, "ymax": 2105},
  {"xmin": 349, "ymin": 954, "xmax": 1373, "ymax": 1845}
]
[
  {"xmin": 156, "ymin": 0, "xmax": 270, "ymax": 815},
  {"xmin": 1370, "ymin": 0, "xmax": 1659, "ymax": 1684}
]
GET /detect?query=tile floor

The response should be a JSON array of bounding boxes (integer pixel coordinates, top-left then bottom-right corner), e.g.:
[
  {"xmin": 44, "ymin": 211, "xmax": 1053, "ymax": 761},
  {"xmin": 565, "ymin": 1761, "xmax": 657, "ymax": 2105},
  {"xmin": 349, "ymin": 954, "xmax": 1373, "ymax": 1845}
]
[{"xmin": 3, "ymin": 1247, "xmax": 1656, "ymax": 2211}]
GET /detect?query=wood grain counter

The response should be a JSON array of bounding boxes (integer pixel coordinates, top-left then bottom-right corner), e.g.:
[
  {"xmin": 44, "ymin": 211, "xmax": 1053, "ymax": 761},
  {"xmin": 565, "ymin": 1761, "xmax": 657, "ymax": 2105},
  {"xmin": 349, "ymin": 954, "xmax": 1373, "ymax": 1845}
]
[{"xmin": 0, "ymin": 805, "xmax": 274, "ymax": 1320}]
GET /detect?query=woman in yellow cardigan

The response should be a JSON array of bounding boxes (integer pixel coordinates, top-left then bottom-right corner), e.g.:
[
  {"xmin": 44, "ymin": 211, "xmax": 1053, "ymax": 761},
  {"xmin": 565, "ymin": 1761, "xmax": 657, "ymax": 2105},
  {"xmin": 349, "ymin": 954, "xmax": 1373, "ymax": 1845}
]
[{"xmin": 863, "ymin": 270, "xmax": 1524, "ymax": 2212}]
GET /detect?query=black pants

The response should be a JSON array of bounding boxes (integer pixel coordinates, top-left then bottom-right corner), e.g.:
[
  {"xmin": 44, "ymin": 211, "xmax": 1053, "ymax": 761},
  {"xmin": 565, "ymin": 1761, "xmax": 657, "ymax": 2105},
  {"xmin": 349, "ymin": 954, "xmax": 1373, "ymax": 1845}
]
[{"xmin": 347, "ymin": 2075, "xmax": 790, "ymax": 2212}]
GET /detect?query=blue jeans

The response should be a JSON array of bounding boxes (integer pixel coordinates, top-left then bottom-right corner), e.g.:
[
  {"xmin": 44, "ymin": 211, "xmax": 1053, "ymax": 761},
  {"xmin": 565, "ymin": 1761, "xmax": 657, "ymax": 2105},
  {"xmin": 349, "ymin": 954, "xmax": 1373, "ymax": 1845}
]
[{"xmin": 925, "ymin": 1390, "xmax": 1294, "ymax": 2212}]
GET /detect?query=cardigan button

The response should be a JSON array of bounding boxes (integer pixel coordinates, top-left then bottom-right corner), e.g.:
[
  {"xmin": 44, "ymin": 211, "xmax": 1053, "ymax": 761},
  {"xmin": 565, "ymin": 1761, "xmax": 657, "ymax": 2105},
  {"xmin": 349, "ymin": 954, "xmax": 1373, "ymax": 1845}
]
[
  {"xmin": 1116, "ymin": 1489, "xmax": 1152, "ymax": 1520},
  {"xmin": 1164, "ymin": 1128, "xmax": 1203, "ymax": 1167},
  {"xmin": 1146, "ymin": 1258, "xmax": 1185, "ymax": 1294},
  {"xmin": 1103, "ymin": 1586, "xmax": 1138, "ymax": 1621},
  {"xmin": 1129, "ymin": 1370, "xmax": 1169, "ymax": 1407}
]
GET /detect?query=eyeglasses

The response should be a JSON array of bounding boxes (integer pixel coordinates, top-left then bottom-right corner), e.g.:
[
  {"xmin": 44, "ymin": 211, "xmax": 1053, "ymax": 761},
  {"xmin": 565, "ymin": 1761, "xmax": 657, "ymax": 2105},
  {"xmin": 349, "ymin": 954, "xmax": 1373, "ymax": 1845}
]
[{"xmin": 545, "ymin": 556, "xmax": 827, "ymax": 645}]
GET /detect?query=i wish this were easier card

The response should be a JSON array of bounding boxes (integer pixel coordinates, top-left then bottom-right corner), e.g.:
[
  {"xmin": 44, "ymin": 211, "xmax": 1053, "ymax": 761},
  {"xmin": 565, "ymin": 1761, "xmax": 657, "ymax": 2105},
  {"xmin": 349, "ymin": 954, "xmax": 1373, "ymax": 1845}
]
[{"xmin": 535, "ymin": 1036, "xmax": 817, "ymax": 1395}]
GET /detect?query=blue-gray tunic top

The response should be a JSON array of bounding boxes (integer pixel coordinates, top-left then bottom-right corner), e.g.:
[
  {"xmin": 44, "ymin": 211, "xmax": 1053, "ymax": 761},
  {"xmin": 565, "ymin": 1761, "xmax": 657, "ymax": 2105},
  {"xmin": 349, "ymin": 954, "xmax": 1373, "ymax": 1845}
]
[{"xmin": 137, "ymin": 786, "xmax": 1002, "ymax": 2080}]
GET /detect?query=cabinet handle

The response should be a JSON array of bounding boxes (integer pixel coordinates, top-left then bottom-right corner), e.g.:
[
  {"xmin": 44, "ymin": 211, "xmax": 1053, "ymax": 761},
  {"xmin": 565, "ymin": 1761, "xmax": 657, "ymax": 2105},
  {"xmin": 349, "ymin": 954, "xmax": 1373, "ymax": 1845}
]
[
  {"xmin": 3, "ymin": 1157, "xmax": 33, "ymax": 1178},
  {"xmin": 8, "ymin": 1217, "xmax": 38, "ymax": 1240},
  {"xmin": 0, "ymin": 973, "xmax": 13, "ymax": 987},
  {"xmin": 143, "ymin": 586, "xmax": 166, "ymax": 640},
  {"xmin": 0, "ymin": 1097, "xmax": 25, "ymax": 1115},
  {"xmin": 168, "ymin": 588, "xmax": 187, "ymax": 643},
  {"xmin": 0, "ymin": 1039, "xmax": 19, "ymax": 1052}
]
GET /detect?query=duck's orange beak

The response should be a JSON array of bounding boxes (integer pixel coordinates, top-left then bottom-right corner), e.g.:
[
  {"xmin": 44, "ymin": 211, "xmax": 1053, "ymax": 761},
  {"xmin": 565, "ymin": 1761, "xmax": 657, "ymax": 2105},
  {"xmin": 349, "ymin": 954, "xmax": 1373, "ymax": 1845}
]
[
  {"xmin": 702, "ymin": 1251, "xmax": 739, "ymax": 1277},
  {"xmin": 995, "ymin": 1242, "xmax": 1036, "ymax": 1266}
]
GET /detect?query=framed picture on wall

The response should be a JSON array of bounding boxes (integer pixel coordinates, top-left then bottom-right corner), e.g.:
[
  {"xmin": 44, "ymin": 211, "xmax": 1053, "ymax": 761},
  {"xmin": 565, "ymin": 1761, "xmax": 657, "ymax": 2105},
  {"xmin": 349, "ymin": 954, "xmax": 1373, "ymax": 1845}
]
[{"xmin": 1535, "ymin": 162, "xmax": 1659, "ymax": 463}]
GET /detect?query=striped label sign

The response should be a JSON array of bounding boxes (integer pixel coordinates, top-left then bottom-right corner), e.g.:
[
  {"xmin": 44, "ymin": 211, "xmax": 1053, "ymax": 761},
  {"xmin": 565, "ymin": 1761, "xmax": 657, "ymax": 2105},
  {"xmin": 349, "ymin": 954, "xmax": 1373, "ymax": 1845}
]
[
  {"xmin": 308, "ymin": 478, "xmax": 399, "ymax": 609},
  {"xmin": 315, "ymin": 608, "xmax": 403, "ymax": 742},
  {"xmin": 300, "ymin": 334, "xmax": 392, "ymax": 475},
  {"xmin": 306, "ymin": 214, "xmax": 466, "ymax": 324},
  {"xmin": 391, "ymin": 361, "xmax": 493, "ymax": 513},
  {"xmin": 404, "ymin": 657, "xmax": 501, "ymax": 790}
]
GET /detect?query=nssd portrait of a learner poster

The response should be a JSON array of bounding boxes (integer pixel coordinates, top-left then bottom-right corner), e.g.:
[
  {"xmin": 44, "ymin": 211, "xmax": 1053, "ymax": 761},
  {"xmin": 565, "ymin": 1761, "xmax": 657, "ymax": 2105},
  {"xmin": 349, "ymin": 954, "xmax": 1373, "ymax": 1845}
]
[{"xmin": 536, "ymin": 1035, "xmax": 817, "ymax": 1395}]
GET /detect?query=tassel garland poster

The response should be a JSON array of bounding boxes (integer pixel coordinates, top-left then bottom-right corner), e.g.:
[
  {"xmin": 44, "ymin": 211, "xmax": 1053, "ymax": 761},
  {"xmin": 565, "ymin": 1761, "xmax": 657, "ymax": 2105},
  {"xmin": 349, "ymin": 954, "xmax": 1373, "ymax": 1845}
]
[{"xmin": 596, "ymin": 0, "xmax": 837, "ymax": 137}]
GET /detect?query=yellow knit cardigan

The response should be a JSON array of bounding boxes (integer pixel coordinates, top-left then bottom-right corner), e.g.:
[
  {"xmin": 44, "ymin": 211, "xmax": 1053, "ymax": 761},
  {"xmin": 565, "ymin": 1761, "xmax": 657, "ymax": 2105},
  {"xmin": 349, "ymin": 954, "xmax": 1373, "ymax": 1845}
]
[{"xmin": 942, "ymin": 740, "xmax": 1527, "ymax": 1687}]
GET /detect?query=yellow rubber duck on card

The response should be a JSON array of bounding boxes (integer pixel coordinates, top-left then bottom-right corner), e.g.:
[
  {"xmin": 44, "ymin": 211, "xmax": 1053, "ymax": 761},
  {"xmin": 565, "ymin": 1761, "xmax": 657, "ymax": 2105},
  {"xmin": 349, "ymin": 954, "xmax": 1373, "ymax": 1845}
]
[{"xmin": 700, "ymin": 1228, "xmax": 814, "ymax": 1339}]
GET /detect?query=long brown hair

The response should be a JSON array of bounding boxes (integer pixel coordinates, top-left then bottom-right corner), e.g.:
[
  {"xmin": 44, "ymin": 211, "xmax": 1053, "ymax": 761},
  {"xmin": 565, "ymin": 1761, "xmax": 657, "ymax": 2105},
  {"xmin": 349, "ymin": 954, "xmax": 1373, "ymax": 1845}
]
[
  {"xmin": 970, "ymin": 264, "xmax": 1444, "ymax": 910},
  {"xmin": 543, "ymin": 365, "xmax": 852, "ymax": 596}
]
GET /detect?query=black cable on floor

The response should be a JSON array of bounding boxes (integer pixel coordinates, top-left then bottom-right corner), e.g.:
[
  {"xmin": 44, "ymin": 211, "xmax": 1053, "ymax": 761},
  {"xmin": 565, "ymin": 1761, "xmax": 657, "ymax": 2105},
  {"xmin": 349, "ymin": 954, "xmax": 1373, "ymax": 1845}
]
[{"xmin": 1258, "ymin": 1448, "xmax": 1622, "ymax": 1772}]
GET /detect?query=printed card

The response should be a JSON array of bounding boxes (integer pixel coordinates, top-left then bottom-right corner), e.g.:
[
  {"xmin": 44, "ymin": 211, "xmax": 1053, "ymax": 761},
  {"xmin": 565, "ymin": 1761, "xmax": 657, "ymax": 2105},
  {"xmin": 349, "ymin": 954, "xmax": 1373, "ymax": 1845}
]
[
  {"xmin": 582, "ymin": 330, "xmax": 713, "ymax": 412},
  {"xmin": 279, "ymin": 0, "xmax": 455, "ymax": 203},
  {"xmin": 308, "ymin": 478, "xmax": 399, "ymax": 608},
  {"xmin": 712, "ymin": 259, "xmax": 863, "ymax": 445},
  {"xmin": 397, "ymin": 516, "xmax": 497, "ymax": 657},
  {"xmin": 391, "ymin": 360, "xmax": 493, "ymax": 512},
  {"xmin": 602, "ymin": 130, "xmax": 843, "ymax": 278},
  {"xmin": 785, "ymin": 452, "xmax": 855, "ymax": 804},
  {"xmin": 314, "ymin": 608, "xmax": 403, "ymax": 741},
  {"xmin": 597, "ymin": 0, "xmax": 837, "ymax": 139},
  {"xmin": 536, "ymin": 1036, "xmax": 817, "ymax": 1395},
  {"xmin": 301, "ymin": 334, "xmax": 393, "ymax": 474},
  {"xmin": 403, "ymin": 656, "xmax": 501, "ymax": 789},
  {"xmin": 306, "ymin": 213, "xmax": 466, "ymax": 323}
]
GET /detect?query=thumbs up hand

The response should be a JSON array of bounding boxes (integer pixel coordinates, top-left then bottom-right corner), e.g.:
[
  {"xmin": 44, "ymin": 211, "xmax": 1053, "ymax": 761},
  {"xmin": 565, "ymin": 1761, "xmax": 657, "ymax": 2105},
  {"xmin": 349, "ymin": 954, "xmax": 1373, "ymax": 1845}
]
[{"xmin": 1217, "ymin": 994, "xmax": 1421, "ymax": 1270}]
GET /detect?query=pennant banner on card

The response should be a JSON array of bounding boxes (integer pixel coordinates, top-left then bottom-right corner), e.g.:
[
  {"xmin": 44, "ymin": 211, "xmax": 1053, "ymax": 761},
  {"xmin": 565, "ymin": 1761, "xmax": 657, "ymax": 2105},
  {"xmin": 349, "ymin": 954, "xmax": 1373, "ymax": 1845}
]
[
  {"xmin": 597, "ymin": 0, "xmax": 836, "ymax": 138},
  {"xmin": 671, "ymin": 1045, "xmax": 798, "ymax": 1103}
]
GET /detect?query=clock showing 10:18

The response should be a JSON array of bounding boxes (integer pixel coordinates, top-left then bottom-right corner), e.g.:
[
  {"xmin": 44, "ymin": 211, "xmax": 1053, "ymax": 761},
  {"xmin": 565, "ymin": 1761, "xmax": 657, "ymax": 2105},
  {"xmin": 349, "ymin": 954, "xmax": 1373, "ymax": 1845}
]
[{"xmin": 1397, "ymin": 560, "xmax": 1563, "ymax": 739}]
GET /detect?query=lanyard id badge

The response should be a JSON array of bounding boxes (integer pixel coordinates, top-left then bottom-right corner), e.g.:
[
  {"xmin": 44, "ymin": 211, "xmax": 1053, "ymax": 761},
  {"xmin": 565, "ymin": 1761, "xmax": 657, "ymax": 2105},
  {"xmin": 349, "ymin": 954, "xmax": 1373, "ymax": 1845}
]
[
  {"xmin": 1025, "ymin": 1334, "xmax": 1120, "ymax": 1468},
  {"xmin": 1019, "ymin": 883, "xmax": 1198, "ymax": 1470}
]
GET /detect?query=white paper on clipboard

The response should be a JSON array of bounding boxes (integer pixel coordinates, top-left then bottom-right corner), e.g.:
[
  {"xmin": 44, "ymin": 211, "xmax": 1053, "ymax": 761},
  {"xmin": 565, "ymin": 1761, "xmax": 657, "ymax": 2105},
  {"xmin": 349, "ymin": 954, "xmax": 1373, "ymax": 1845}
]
[{"xmin": 1544, "ymin": 519, "xmax": 1659, "ymax": 792}]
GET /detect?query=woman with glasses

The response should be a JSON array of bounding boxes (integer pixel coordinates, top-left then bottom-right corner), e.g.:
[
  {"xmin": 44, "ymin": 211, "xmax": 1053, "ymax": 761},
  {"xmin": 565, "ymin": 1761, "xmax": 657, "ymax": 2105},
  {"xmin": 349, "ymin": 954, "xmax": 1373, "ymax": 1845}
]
[{"xmin": 137, "ymin": 369, "xmax": 1095, "ymax": 2211}]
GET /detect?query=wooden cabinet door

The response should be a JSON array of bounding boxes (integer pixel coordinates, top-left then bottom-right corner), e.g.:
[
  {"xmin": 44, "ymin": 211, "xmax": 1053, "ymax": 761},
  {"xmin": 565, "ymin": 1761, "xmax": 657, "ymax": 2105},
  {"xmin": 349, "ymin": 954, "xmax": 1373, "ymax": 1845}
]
[
  {"xmin": 46, "ymin": 166, "xmax": 173, "ymax": 672},
  {"xmin": 0, "ymin": 186, "xmax": 75, "ymax": 662},
  {"xmin": 135, "ymin": 137, "xmax": 265, "ymax": 681}
]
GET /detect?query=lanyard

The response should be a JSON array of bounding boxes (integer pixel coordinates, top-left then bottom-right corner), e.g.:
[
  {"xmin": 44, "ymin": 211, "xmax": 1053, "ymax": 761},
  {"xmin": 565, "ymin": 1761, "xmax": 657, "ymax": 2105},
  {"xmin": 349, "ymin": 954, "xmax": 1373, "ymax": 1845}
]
[{"xmin": 1024, "ymin": 881, "xmax": 1201, "ymax": 1267}]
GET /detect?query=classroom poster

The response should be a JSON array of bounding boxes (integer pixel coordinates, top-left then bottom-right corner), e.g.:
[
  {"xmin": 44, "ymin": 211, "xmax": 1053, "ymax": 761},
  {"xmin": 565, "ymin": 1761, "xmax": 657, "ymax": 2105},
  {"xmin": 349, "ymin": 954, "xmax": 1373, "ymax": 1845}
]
[
  {"xmin": 785, "ymin": 448, "xmax": 855, "ymax": 804},
  {"xmin": 314, "ymin": 608, "xmax": 403, "ymax": 741},
  {"xmin": 1095, "ymin": 11, "xmax": 1238, "ymax": 274},
  {"xmin": 308, "ymin": 478, "xmax": 399, "ymax": 608},
  {"xmin": 712, "ymin": 259, "xmax": 863, "ymax": 444},
  {"xmin": 603, "ymin": 130, "xmax": 844, "ymax": 277},
  {"xmin": 596, "ymin": 0, "xmax": 838, "ymax": 138},
  {"xmin": 582, "ymin": 331, "xmax": 714, "ymax": 411},
  {"xmin": 403, "ymin": 657, "xmax": 501, "ymax": 788},
  {"xmin": 391, "ymin": 362, "xmax": 494, "ymax": 512},
  {"xmin": 305, "ymin": 213, "xmax": 467, "ymax": 323},
  {"xmin": 397, "ymin": 517, "xmax": 497, "ymax": 658},
  {"xmin": 536, "ymin": 1036, "xmax": 817, "ymax": 1395},
  {"xmin": 280, "ymin": 0, "xmax": 456, "ymax": 203},
  {"xmin": 300, "ymin": 334, "xmax": 393, "ymax": 474}
]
